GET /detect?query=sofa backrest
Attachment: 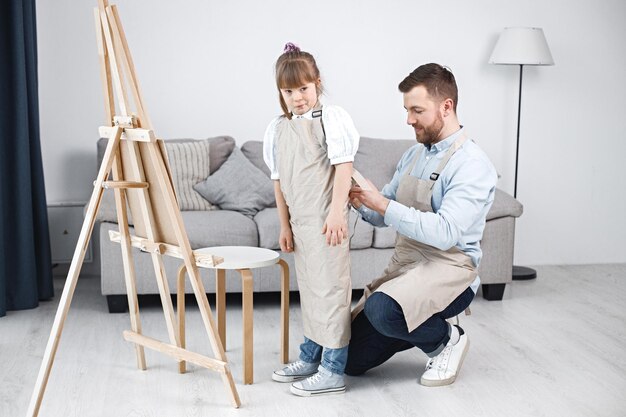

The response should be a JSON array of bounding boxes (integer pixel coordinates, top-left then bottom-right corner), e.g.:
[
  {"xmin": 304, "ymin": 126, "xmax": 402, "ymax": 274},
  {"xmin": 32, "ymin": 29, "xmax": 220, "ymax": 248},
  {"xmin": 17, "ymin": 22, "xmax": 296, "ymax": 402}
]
[
  {"xmin": 96, "ymin": 135, "xmax": 236, "ymax": 175},
  {"xmin": 354, "ymin": 137, "xmax": 415, "ymax": 190},
  {"xmin": 239, "ymin": 137, "xmax": 415, "ymax": 189}
]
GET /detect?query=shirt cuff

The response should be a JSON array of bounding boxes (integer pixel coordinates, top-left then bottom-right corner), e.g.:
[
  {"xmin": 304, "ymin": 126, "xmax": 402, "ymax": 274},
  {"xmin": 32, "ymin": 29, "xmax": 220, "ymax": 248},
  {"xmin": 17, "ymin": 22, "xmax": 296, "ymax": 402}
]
[
  {"xmin": 330, "ymin": 155, "xmax": 355, "ymax": 165},
  {"xmin": 270, "ymin": 173, "xmax": 280, "ymax": 180},
  {"xmin": 383, "ymin": 199, "xmax": 408, "ymax": 228}
]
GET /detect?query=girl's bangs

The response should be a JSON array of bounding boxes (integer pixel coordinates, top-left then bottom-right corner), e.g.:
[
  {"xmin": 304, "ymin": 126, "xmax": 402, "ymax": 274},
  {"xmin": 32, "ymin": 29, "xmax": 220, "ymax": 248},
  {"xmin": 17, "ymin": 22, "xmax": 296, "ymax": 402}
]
[{"xmin": 277, "ymin": 60, "xmax": 317, "ymax": 89}]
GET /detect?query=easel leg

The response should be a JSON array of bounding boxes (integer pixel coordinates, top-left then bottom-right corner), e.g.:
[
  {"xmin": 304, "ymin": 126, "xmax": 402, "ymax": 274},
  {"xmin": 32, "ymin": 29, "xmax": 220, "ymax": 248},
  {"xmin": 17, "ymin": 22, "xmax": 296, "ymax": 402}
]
[
  {"xmin": 279, "ymin": 259, "xmax": 290, "ymax": 364},
  {"xmin": 177, "ymin": 264, "xmax": 187, "ymax": 374},
  {"xmin": 216, "ymin": 269, "xmax": 226, "ymax": 351},
  {"xmin": 112, "ymin": 153, "xmax": 146, "ymax": 370},
  {"xmin": 186, "ymin": 265, "xmax": 241, "ymax": 407},
  {"xmin": 240, "ymin": 269, "xmax": 254, "ymax": 384},
  {"xmin": 26, "ymin": 126, "xmax": 123, "ymax": 417}
]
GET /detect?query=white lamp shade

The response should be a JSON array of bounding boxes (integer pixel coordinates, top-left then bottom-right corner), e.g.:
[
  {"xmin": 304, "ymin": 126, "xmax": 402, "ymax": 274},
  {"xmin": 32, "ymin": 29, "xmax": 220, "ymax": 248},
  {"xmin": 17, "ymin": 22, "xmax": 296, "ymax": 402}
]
[{"xmin": 489, "ymin": 27, "xmax": 554, "ymax": 65}]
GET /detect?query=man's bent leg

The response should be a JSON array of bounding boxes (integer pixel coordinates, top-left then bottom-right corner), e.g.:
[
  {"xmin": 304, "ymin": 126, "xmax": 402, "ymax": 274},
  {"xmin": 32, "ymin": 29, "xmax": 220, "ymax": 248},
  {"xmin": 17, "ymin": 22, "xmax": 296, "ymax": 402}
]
[{"xmin": 345, "ymin": 308, "xmax": 412, "ymax": 376}]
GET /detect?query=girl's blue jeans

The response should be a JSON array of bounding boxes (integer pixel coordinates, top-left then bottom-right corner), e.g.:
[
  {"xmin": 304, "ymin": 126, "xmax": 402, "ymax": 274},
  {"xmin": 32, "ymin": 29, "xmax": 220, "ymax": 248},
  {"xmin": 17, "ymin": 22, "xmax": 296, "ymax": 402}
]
[{"xmin": 299, "ymin": 337, "xmax": 348, "ymax": 375}]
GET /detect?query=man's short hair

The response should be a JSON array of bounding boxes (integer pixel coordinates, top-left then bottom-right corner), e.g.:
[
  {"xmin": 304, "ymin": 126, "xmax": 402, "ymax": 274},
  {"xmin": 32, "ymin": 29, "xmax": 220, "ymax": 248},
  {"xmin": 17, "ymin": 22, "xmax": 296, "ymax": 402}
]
[{"xmin": 398, "ymin": 63, "xmax": 458, "ymax": 112}]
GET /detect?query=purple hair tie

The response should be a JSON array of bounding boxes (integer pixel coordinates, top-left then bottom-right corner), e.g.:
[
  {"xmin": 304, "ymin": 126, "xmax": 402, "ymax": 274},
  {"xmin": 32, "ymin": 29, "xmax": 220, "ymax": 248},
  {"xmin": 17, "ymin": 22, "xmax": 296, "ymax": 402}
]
[{"xmin": 283, "ymin": 42, "xmax": 301, "ymax": 53}]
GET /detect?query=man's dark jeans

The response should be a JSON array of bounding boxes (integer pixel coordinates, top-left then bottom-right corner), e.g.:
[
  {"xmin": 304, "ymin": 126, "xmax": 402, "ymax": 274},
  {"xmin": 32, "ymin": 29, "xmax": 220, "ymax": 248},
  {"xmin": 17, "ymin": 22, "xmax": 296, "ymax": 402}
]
[{"xmin": 345, "ymin": 287, "xmax": 474, "ymax": 376}]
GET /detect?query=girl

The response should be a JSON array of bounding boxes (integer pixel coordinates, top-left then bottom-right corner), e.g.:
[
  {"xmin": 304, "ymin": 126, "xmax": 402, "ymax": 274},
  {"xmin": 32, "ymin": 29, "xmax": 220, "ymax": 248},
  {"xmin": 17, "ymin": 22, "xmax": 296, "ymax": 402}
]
[{"xmin": 263, "ymin": 43, "xmax": 359, "ymax": 397}]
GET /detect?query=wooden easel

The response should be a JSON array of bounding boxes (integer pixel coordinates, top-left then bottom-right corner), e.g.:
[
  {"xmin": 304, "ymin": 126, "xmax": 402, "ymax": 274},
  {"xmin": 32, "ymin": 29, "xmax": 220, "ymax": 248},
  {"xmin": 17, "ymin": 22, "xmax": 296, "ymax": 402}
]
[{"xmin": 25, "ymin": 2, "xmax": 240, "ymax": 415}]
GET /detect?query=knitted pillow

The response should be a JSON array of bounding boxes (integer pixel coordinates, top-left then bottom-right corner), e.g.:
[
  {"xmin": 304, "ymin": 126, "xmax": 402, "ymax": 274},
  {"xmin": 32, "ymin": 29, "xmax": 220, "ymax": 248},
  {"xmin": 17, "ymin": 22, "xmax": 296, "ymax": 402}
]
[{"xmin": 164, "ymin": 140, "xmax": 216, "ymax": 211}]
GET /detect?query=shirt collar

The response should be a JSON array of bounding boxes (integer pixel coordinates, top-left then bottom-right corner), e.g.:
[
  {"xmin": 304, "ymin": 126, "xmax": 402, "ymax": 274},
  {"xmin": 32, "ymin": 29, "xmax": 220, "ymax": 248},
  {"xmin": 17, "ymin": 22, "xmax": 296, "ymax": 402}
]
[
  {"xmin": 291, "ymin": 101, "xmax": 323, "ymax": 119},
  {"xmin": 291, "ymin": 107, "xmax": 315, "ymax": 119},
  {"xmin": 431, "ymin": 126, "xmax": 465, "ymax": 152}
]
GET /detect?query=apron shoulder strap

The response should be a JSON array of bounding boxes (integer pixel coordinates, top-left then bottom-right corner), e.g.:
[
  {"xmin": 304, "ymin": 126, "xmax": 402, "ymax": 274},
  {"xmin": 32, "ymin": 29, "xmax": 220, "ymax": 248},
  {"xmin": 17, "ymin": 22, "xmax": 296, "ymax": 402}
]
[
  {"xmin": 428, "ymin": 131, "xmax": 468, "ymax": 186},
  {"xmin": 406, "ymin": 145, "xmax": 424, "ymax": 177}
]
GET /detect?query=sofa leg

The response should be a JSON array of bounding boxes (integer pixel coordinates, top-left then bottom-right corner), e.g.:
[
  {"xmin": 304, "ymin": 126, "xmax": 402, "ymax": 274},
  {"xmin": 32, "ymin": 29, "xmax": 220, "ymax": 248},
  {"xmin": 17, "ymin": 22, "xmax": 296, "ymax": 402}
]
[
  {"xmin": 107, "ymin": 295, "xmax": 129, "ymax": 313},
  {"xmin": 482, "ymin": 284, "xmax": 506, "ymax": 301}
]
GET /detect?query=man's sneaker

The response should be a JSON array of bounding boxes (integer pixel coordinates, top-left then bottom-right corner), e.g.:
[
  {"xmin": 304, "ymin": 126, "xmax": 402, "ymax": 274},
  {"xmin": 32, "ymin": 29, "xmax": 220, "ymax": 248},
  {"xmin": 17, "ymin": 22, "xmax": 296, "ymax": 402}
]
[
  {"xmin": 272, "ymin": 360, "xmax": 319, "ymax": 383},
  {"xmin": 420, "ymin": 331, "xmax": 469, "ymax": 387},
  {"xmin": 290, "ymin": 367, "xmax": 346, "ymax": 397}
]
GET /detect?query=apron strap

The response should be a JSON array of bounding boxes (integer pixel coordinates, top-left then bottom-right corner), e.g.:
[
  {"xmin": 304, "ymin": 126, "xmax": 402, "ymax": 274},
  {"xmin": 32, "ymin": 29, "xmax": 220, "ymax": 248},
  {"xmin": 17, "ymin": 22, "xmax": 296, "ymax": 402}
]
[
  {"xmin": 407, "ymin": 146, "xmax": 424, "ymax": 177},
  {"xmin": 428, "ymin": 131, "xmax": 468, "ymax": 189}
]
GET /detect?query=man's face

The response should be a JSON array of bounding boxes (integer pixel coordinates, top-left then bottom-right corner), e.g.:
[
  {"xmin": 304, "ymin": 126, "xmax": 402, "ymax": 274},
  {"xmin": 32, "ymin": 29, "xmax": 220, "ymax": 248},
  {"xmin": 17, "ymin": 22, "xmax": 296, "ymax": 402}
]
[{"xmin": 403, "ymin": 85, "xmax": 445, "ymax": 146}]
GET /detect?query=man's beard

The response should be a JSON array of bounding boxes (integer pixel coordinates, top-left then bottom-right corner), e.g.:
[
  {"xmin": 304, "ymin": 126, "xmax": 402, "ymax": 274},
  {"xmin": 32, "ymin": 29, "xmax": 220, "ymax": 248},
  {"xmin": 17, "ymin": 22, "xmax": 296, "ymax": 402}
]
[{"xmin": 414, "ymin": 112, "xmax": 444, "ymax": 146}]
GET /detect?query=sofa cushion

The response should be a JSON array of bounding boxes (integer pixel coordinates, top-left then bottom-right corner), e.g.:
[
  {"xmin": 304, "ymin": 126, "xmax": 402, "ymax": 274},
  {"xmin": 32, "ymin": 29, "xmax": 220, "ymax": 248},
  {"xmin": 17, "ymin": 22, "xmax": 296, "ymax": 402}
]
[
  {"xmin": 354, "ymin": 137, "xmax": 414, "ymax": 190},
  {"xmin": 182, "ymin": 210, "xmax": 258, "ymax": 248},
  {"xmin": 254, "ymin": 208, "xmax": 373, "ymax": 250},
  {"xmin": 193, "ymin": 148, "xmax": 275, "ymax": 217},
  {"xmin": 241, "ymin": 141, "xmax": 271, "ymax": 178},
  {"xmin": 372, "ymin": 226, "xmax": 397, "ymax": 249},
  {"xmin": 164, "ymin": 140, "xmax": 215, "ymax": 211}
]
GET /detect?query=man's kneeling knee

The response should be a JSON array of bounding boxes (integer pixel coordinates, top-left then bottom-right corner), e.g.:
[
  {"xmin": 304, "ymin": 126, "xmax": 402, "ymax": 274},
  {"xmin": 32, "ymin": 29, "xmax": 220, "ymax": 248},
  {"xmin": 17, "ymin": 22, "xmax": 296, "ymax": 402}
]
[{"xmin": 363, "ymin": 292, "xmax": 407, "ymax": 337}]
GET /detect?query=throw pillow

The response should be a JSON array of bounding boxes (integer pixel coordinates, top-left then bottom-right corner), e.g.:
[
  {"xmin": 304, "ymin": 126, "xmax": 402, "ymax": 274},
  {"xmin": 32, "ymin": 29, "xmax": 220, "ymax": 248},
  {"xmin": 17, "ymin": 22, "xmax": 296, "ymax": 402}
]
[
  {"xmin": 193, "ymin": 148, "xmax": 275, "ymax": 217},
  {"xmin": 164, "ymin": 140, "xmax": 216, "ymax": 211}
]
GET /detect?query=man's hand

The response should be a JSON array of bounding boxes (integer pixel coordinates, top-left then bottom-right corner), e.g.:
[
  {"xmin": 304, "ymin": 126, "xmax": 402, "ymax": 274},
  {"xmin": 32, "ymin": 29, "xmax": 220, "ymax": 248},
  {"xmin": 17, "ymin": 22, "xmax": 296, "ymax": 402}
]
[
  {"xmin": 322, "ymin": 210, "xmax": 348, "ymax": 246},
  {"xmin": 349, "ymin": 179, "xmax": 390, "ymax": 216},
  {"xmin": 279, "ymin": 227, "xmax": 294, "ymax": 252}
]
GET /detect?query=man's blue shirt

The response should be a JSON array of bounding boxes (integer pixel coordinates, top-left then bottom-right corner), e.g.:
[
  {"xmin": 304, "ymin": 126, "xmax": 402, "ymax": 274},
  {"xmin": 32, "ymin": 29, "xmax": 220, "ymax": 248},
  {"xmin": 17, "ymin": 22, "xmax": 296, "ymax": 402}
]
[{"xmin": 358, "ymin": 127, "xmax": 498, "ymax": 276}]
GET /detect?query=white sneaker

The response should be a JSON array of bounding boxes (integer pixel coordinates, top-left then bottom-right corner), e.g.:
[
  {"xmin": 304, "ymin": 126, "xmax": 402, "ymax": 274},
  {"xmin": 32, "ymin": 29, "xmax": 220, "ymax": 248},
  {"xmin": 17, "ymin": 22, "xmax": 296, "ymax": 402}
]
[
  {"xmin": 290, "ymin": 367, "xmax": 346, "ymax": 397},
  {"xmin": 272, "ymin": 360, "xmax": 319, "ymax": 383},
  {"xmin": 420, "ymin": 331, "xmax": 469, "ymax": 387}
]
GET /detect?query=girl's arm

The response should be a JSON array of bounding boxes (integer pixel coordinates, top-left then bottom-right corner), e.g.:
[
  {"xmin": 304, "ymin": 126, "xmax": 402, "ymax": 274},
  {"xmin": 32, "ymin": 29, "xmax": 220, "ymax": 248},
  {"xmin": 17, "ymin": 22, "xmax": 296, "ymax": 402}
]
[
  {"xmin": 322, "ymin": 162, "xmax": 352, "ymax": 246},
  {"xmin": 274, "ymin": 180, "xmax": 293, "ymax": 252}
]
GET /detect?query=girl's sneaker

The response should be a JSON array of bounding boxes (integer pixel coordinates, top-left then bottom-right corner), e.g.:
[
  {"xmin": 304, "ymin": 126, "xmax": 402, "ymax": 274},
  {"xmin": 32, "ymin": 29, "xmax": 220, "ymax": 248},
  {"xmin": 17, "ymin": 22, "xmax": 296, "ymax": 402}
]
[
  {"xmin": 272, "ymin": 360, "xmax": 319, "ymax": 382},
  {"xmin": 290, "ymin": 366, "xmax": 346, "ymax": 396}
]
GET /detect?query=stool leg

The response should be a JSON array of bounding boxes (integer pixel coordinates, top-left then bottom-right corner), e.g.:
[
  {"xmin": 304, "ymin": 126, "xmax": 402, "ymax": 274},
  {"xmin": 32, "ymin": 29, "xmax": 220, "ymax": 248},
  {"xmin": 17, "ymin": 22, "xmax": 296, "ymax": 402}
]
[
  {"xmin": 240, "ymin": 269, "xmax": 254, "ymax": 384},
  {"xmin": 176, "ymin": 264, "xmax": 187, "ymax": 374},
  {"xmin": 278, "ymin": 259, "xmax": 289, "ymax": 364},
  {"xmin": 216, "ymin": 269, "xmax": 226, "ymax": 351}
]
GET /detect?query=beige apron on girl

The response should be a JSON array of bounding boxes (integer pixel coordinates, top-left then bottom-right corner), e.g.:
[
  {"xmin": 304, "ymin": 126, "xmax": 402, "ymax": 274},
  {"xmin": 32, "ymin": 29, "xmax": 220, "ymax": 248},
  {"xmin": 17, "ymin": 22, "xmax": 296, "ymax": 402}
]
[
  {"xmin": 276, "ymin": 105, "xmax": 351, "ymax": 349},
  {"xmin": 352, "ymin": 134, "xmax": 477, "ymax": 333}
]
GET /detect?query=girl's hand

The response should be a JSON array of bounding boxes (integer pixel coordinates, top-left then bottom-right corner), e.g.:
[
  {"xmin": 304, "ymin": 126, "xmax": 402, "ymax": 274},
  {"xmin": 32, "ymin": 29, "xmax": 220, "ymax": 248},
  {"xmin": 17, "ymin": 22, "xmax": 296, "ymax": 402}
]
[
  {"xmin": 279, "ymin": 227, "xmax": 294, "ymax": 252},
  {"xmin": 322, "ymin": 211, "xmax": 348, "ymax": 246}
]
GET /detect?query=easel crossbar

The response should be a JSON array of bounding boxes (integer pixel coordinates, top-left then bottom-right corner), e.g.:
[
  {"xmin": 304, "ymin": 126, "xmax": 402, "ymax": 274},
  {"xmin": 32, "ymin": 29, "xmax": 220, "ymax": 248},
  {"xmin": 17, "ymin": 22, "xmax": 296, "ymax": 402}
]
[
  {"xmin": 102, "ymin": 180, "xmax": 148, "ymax": 189},
  {"xmin": 99, "ymin": 126, "xmax": 156, "ymax": 142},
  {"xmin": 123, "ymin": 331, "xmax": 228, "ymax": 374},
  {"xmin": 108, "ymin": 230, "xmax": 224, "ymax": 267}
]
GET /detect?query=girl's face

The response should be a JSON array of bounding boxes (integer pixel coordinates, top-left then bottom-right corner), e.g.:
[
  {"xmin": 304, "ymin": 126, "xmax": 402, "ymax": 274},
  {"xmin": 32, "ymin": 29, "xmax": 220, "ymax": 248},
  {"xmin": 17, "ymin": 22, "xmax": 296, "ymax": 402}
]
[{"xmin": 280, "ymin": 82, "xmax": 318, "ymax": 115}]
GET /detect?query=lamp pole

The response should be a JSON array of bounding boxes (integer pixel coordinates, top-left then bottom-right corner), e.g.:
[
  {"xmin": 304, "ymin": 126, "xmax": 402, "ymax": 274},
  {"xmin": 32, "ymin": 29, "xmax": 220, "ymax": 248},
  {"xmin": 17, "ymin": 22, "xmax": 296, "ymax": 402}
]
[
  {"xmin": 514, "ymin": 64, "xmax": 523, "ymax": 199},
  {"xmin": 512, "ymin": 63, "xmax": 537, "ymax": 280}
]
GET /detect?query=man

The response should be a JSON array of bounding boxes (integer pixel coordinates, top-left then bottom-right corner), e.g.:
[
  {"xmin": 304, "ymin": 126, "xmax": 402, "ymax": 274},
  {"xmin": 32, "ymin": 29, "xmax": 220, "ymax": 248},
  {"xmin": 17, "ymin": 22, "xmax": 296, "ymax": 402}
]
[{"xmin": 346, "ymin": 63, "xmax": 497, "ymax": 386}]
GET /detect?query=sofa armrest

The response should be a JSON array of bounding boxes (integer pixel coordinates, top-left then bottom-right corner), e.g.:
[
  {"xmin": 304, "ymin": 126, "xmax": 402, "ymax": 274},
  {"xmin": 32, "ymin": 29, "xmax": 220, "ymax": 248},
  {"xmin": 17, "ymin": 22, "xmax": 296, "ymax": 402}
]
[{"xmin": 486, "ymin": 188, "xmax": 523, "ymax": 221}]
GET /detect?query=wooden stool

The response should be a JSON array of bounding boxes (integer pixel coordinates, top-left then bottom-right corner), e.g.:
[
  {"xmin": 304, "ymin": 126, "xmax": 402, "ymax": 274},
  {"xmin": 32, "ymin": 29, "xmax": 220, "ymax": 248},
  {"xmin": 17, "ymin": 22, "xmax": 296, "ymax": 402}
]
[{"xmin": 176, "ymin": 246, "xmax": 289, "ymax": 384}]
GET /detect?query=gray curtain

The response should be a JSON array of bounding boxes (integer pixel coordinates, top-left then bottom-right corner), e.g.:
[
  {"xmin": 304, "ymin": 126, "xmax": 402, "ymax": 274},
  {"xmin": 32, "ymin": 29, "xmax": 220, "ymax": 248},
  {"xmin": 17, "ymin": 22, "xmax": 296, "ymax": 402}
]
[{"xmin": 0, "ymin": 0, "xmax": 54, "ymax": 317}]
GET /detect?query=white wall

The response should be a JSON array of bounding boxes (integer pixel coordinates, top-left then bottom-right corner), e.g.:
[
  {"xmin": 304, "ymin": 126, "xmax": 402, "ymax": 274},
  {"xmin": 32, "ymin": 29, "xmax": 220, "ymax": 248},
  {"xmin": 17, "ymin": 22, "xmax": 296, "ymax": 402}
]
[{"xmin": 36, "ymin": 0, "xmax": 626, "ymax": 266}]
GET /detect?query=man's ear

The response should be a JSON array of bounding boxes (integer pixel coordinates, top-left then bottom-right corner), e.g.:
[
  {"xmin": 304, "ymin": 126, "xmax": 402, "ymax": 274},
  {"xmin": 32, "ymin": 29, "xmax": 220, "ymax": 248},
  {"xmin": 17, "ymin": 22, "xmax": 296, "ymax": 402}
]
[{"xmin": 442, "ymin": 98, "xmax": 454, "ymax": 117}]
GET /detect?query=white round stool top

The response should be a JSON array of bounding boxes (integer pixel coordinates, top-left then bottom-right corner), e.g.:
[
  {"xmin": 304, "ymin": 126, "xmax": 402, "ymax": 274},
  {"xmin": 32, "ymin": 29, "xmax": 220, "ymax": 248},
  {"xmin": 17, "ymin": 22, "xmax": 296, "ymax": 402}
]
[{"xmin": 196, "ymin": 246, "xmax": 280, "ymax": 270}]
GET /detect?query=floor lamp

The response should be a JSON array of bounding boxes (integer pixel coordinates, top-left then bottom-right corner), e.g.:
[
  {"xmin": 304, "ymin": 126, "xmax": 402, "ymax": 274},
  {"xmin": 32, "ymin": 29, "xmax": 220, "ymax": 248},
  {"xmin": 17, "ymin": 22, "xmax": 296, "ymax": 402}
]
[{"xmin": 489, "ymin": 27, "xmax": 554, "ymax": 280}]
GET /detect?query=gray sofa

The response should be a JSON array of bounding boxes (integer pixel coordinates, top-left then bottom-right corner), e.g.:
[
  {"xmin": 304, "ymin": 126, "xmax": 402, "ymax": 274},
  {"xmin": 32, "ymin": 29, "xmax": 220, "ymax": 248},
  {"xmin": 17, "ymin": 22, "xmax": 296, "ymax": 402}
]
[{"xmin": 95, "ymin": 136, "xmax": 523, "ymax": 313}]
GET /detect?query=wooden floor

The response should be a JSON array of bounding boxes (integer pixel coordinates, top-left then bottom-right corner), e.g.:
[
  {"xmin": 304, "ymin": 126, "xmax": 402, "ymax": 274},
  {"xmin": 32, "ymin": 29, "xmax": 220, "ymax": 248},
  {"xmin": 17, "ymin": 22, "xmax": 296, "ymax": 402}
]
[{"xmin": 2, "ymin": 264, "xmax": 625, "ymax": 417}]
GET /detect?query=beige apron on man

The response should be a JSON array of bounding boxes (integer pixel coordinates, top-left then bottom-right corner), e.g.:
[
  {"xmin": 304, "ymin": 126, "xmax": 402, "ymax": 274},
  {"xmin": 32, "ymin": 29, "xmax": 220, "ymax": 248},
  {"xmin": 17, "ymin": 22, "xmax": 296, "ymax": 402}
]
[
  {"xmin": 276, "ymin": 105, "xmax": 351, "ymax": 349},
  {"xmin": 352, "ymin": 134, "xmax": 477, "ymax": 332}
]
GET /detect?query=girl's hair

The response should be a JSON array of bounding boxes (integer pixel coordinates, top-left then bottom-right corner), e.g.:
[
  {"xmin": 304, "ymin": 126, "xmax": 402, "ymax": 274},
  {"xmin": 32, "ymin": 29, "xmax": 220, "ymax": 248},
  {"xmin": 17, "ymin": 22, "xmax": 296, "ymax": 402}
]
[{"xmin": 275, "ymin": 43, "xmax": 323, "ymax": 118}]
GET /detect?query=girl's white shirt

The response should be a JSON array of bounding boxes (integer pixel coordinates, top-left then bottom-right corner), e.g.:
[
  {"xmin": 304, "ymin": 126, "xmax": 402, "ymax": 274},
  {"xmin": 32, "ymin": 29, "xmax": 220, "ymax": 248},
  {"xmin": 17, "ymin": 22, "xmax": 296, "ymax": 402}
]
[{"xmin": 263, "ymin": 104, "xmax": 360, "ymax": 180}]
